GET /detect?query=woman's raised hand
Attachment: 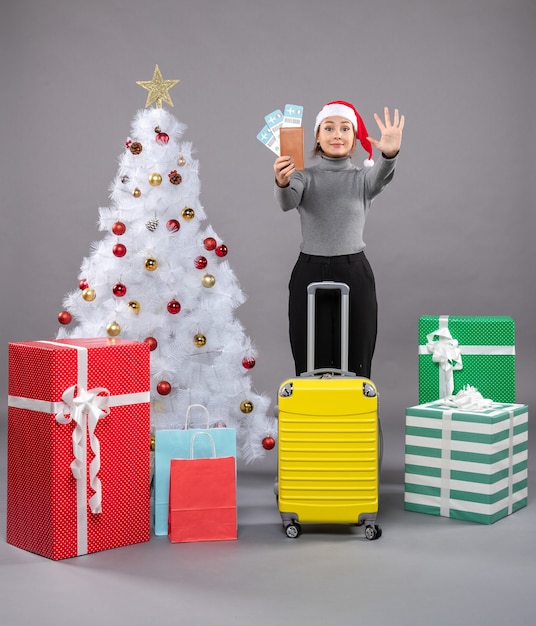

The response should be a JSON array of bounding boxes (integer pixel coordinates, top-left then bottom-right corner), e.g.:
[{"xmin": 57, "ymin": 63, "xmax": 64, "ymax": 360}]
[{"xmin": 368, "ymin": 107, "xmax": 405, "ymax": 158}]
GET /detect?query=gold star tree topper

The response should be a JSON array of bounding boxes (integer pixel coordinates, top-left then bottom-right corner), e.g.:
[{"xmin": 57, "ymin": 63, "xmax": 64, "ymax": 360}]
[{"xmin": 136, "ymin": 65, "xmax": 180, "ymax": 108}]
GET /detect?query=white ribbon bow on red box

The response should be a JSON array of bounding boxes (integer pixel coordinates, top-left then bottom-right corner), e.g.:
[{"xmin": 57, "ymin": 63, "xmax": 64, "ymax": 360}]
[{"xmin": 55, "ymin": 384, "xmax": 111, "ymax": 515}]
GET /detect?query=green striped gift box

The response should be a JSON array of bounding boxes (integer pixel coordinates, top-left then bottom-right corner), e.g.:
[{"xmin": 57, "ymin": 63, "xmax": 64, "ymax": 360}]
[
  {"xmin": 418, "ymin": 315, "xmax": 516, "ymax": 404},
  {"xmin": 404, "ymin": 401, "xmax": 528, "ymax": 524}
]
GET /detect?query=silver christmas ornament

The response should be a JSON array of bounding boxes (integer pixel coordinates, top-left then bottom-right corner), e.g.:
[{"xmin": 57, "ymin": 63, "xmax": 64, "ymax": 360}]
[{"xmin": 146, "ymin": 217, "xmax": 159, "ymax": 232}]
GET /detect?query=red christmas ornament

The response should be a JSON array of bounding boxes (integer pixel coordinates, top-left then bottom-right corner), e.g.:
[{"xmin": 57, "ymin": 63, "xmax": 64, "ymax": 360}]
[
  {"xmin": 144, "ymin": 336, "xmax": 158, "ymax": 351},
  {"xmin": 79, "ymin": 278, "xmax": 89, "ymax": 290},
  {"xmin": 112, "ymin": 221, "xmax": 126, "ymax": 235},
  {"xmin": 167, "ymin": 299, "xmax": 181, "ymax": 314},
  {"xmin": 166, "ymin": 219, "xmax": 180, "ymax": 233},
  {"xmin": 156, "ymin": 132, "xmax": 170, "ymax": 145},
  {"xmin": 203, "ymin": 237, "xmax": 217, "ymax": 251},
  {"xmin": 194, "ymin": 255, "xmax": 208, "ymax": 269},
  {"xmin": 58, "ymin": 310, "xmax": 72, "ymax": 325},
  {"xmin": 112, "ymin": 282, "xmax": 127, "ymax": 297},
  {"xmin": 215, "ymin": 244, "xmax": 228, "ymax": 258},
  {"xmin": 262, "ymin": 436, "xmax": 276, "ymax": 451},
  {"xmin": 113, "ymin": 243, "xmax": 127, "ymax": 257},
  {"xmin": 242, "ymin": 356, "xmax": 256, "ymax": 369},
  {"xmin": 157, "ymin": 380, "xmax": 172, "ymax": 395}
]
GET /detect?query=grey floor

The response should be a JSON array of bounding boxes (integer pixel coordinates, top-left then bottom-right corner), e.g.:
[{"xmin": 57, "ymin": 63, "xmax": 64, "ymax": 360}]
[{"xmin": 1, "ymin": 418, "xmax": 534, "ymax": 626}]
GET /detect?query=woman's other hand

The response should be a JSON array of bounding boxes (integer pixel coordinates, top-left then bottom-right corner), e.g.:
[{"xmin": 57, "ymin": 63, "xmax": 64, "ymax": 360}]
[{"xmin": 274, "ymin": 155, "xmax": 295, "ymax": 188}]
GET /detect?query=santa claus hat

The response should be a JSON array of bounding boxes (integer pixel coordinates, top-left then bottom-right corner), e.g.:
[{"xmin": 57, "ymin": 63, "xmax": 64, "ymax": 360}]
[{"xmin": 314, "ymin": 100, "xmax": 374, "ymax": 166}]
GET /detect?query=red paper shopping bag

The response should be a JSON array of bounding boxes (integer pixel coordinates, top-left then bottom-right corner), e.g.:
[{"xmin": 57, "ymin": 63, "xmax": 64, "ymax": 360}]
[{"xmin": 168, "ymin": 432, "xmax": 237, "ymax": 542}]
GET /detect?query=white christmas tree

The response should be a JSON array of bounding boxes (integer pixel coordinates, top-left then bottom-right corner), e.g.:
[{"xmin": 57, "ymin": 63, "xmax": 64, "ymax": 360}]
[{"xmin": 57, "ymin": 65, "xmax": 276, "ymax": 461}]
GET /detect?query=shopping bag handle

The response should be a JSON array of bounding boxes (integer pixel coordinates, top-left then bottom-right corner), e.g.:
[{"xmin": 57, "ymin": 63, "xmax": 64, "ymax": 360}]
[
  {"xmin": 190, "ymin": 431, "xmax": 216, "ymax": 459},
  {"xmin": 185, "ymin": 403, "xmax": 210, "ymax": 430}
]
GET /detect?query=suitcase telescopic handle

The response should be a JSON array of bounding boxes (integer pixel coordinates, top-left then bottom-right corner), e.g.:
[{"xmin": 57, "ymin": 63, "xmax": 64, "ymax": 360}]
[
  {"xmin": 301, "ymin": 368, "xmax": 356, "ymax": 378},
  {"xmin": 306, "ymin": 281, "xmax": 350, "ymax": 373}
]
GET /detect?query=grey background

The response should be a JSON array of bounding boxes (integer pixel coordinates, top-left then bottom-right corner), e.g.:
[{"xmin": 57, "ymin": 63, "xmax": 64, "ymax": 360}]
[
  {"xmin": 0, "ymin": 0, "xmax": 536, "ymax": 463},
  {"xmin": 1, "ymin": 1, "xmax": 535, "ymax": 624},
  {"xmin": 2, "ymin": 0, "xmax": 534, "ymax": 469}
]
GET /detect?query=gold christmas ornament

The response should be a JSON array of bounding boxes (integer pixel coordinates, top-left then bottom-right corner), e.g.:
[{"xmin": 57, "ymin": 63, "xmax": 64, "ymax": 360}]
[
  {"xmin": 150, "ymin": 434, "xmax": 156, "ymax": 452},
  {"xmin": 201, "ymin": 273, "xmax": 216, "ymax": 288},
  {"xmin": 128, "ymin": 300, "xmax": 141, "ymax": 313},
  {"xmin": 148, "ymin": 172, "xmax": 162, "ymax": 186},
  {"xmin": 132, "ymin": 187, "xmax": 142, "ymax": 198},
  {"xmin": 181, "ymin": 207, "xmax": 195, "ymax": 221},
  {"xmin": 136, "ymin": 64, "xmax": 180, "ymax": 109},
  {"xmin": 240, "ymin": 400, "xmax": 254, "ymax": 414},
  {"xmin": 106, "ymin": 321, "xmax": 121, "ymax": 337},
  {"xmin": 193, "ymin": 333, "xmax": 207, "ymax": 347},
  {"xmin": 178, "ymin": 156, "xmax": 187, "ymax": 166},
  {"xmin": 144, "ymin": 258, "xmax": 158, "ymax": 271},
  {"xmin": 82, "ymin": 288, "xmax": 96, "ymax": 302}
]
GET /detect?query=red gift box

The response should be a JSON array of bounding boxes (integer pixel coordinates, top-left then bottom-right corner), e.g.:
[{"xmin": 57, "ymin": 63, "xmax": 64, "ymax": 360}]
[{"xmin": 7, "ymin": 338, "xmax": 151, "ymax": 560}]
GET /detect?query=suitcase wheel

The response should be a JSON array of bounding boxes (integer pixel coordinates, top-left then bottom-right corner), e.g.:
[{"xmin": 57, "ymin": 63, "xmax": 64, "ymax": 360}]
[
  {"xmin": 365, "ymin": 524, "xmax": 382, "ymax": 541},
  {"xmin": 285, "ymin": 522, "xmax": 302, "ymax": 539}
]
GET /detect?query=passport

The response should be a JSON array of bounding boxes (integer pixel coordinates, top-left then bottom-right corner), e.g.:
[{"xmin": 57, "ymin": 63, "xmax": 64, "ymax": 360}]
[{"xmin": 279, "ymin": 127, "xmax": 304, "ymax": 170}]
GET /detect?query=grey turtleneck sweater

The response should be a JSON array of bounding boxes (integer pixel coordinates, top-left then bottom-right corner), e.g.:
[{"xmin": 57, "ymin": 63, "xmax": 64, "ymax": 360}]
[{"xmin": 274, "ymin": 154, "xmax": 397, "ymax": 256}]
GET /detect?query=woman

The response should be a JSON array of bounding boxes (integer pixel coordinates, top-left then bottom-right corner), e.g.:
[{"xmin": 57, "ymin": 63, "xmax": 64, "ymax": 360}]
[{"xmin": 273, "ymin": 101, "xmax": 404, "ymax": 377}]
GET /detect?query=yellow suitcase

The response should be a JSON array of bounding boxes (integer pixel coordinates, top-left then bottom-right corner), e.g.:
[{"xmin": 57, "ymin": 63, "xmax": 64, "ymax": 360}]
[{"xmin": 277, "ymin": 282, "xmax": 382, "ymax": 540}]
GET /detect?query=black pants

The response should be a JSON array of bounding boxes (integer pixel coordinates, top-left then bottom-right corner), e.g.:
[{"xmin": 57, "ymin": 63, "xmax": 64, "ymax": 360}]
[{"xmin": 288, "ymin": 252, "xmax": 378, "ymax": 378}]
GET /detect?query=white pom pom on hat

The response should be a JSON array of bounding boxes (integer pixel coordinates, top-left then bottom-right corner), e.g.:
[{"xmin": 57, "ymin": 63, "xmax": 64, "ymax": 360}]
[{"xmin": 314, "ymin": 100, "xmax": 374, "ymax": 167}]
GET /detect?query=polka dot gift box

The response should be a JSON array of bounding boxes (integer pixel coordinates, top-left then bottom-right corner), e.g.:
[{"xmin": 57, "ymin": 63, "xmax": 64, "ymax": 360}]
[
  {"xmin": 7, "ymin": 338, "xmax": 151, "ymax": 560},
  {"xmin": 418, "ymin": 316, "xmax": 516, "ymax": 404}
]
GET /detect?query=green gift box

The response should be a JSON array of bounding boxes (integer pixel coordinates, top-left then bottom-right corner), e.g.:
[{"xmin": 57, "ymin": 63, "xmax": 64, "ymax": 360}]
[
  {"xmin": 418, "ymin": 315, "xmax": 516, "ymax": 403},
  {"xmin": 404, "ymin": 401, "xmax": 528, "ymax": 524}
]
